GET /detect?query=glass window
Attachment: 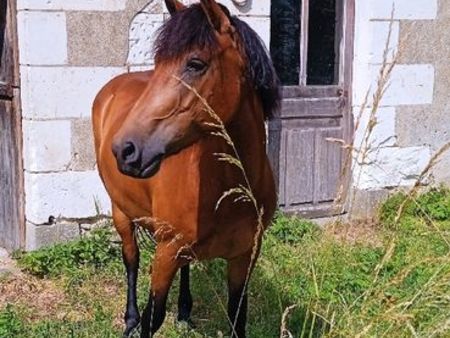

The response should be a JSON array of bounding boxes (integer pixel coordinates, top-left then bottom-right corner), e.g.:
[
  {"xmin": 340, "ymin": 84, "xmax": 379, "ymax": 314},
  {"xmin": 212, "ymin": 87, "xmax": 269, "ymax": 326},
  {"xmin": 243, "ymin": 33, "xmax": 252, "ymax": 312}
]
[
  {"xmin": 270, "ymin": 0, "xmax": 342, "ymax": 86},
  {"xmin": 270, "ymin": 0, "xmax": 301, "ymax": 85},
  {"xmin": 307, "ymin": 0, "xmax": 339, "ymax": 85}
]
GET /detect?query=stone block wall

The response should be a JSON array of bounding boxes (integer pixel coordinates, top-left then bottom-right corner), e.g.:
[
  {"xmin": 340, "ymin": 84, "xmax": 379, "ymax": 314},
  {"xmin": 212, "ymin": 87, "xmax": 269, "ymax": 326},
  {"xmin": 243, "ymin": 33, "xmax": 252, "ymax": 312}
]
[
  {"xmin": 350, "ymin": 0, "xmax": 450, "ymax": 218},
  {"xmin": 17, "ymin": 0, "xmax": 450, "ymax": 244},
  {"xmin": 16, "ymin": 0, "xmax": 270, "ymax": 250}
]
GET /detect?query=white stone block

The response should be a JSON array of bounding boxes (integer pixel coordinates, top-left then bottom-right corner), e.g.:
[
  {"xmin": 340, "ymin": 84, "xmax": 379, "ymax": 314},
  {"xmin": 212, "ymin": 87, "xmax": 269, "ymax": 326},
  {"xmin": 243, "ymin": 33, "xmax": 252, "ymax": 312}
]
[
  {"xmin": 237, "ymin": 16, "xmax": 271, "ymax": 49},
  {"xmin": 127, "ymin": 14, "xmax": 164, "ymax": 66},
  {"xmin": 352, "ymin": 1, "xmax": 373, "ymax": 107},
  {"xmin": 356, "ymin": 64, "xmax": 435, "ymax": 108},
  {"xmin": 354, "ymin": 107, "xmax": 397, "ymax": 150},
  {"xmin": 23, "ymin": 120, "xmax": 72, "ymax": 172},
  {"xmin": 370, "ymin": 0, "xmax": 438, "ymax": 20},
  {"xmin": 378, "ymin": 64, "xmax": 435, "ymax": 106},
  {"xmin": 368, "ymin": 21, "xmax": 399, "ymax": 64},
  {"xmin": 25, "ymin": 222, "xmax": 80, "ymax": 251},
  {"xmin": 17, "ymin": 12, "xmax": 67, "ymax": 65},
  {"xmin": 352, "ymin": 62, "xmax": 371, "ymax": 107},
  {"xmin": 25, "ymin": 171, "xmax": 111, "ymax": 224},
  {"xmin": 21, "ymin": 66, "xmax": 125, "ymax": 119},
  {"xmin": 354, "ymin": 146, "xmax": 431, "ymax": 190},
  {"xmin": 167, "ymin": 0, "xmax": 270, "ymax": 16},
  {"xmin": 17, "ymin": 0, "xmax": 126, "ymax": 11}
]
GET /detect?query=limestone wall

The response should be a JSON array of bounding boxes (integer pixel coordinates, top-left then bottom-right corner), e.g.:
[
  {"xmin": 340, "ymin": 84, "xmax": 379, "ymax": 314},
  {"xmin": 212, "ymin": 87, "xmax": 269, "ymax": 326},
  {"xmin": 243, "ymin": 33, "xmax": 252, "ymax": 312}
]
[
  {"xmin": 17, "ymin": 0, "xmax": 450, "ymax": 245},
  {"xmin": 350, "ymin": 0, "xmax": 450, "ymax": 218}
]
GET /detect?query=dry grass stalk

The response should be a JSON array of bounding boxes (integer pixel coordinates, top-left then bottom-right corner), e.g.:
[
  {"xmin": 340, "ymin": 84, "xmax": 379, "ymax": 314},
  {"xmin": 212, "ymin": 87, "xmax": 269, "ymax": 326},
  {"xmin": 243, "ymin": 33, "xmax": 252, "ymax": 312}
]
[
  {"xmin": 280, "ymin": 304, "xmax": 299, "ymax": 338},
  {"xmin": 328, "ymin": 10, "xmax": 397, "ymax": 210},
  {"xmin": 348, "ymin": 17, "xmax": 400, "ymax": 215}
]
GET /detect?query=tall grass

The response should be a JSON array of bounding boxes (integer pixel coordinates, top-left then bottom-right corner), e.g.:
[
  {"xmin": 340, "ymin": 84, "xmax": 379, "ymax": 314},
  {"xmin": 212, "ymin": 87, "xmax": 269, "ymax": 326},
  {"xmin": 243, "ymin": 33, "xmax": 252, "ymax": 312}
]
[{"xmin": 4, "ymin": 190, "xmax": 449, "ymax": 337}]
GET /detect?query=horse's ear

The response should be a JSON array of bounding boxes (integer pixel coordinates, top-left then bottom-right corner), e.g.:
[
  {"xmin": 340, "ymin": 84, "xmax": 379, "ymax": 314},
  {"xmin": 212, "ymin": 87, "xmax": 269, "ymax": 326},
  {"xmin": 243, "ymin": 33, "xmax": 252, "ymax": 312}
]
[
  {"xmin": 165, "ymin": 0, "xmax": 186, "ymax": 15},
  {"xmin": 200, "ymin": 0, "xmax": 231, "ymax": 34}
]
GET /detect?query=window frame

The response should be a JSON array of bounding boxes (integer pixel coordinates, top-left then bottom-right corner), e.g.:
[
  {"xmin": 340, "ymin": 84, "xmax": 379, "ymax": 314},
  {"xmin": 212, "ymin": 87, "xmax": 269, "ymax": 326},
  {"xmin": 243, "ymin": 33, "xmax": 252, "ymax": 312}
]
[{"xmin": 295, "ymin": 0, "xmax": 354, "ymax": 93}]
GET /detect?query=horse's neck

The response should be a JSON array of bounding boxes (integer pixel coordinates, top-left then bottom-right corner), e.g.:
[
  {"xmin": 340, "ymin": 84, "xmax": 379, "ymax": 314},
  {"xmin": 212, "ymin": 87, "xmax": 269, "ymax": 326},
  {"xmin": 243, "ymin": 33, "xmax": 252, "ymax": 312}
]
[
  {"xmin": 155, "ymin": 91, "xmax": 268, "ymax": 215},
  {"xmin": 225, "ymin": 90, "xmax": 268, "ymax": 185}
]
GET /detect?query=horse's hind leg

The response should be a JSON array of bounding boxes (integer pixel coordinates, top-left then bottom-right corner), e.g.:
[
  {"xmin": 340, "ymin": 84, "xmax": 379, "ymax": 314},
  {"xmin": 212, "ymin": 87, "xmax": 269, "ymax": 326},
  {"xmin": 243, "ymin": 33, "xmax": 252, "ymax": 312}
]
[
  {"xmin": 227, "ymin": 251, "xmax": 256, "ymax": 338},
  {"xmin": 113, "ymin": 204, "xmax": 140, "ymax": 337},
  {"xmin": 177, "ymin": 264, "xmax": 193, "ymax": 323},
  {"xmin": 140, "ymin": 243, "xmax": 181, "ymax": 338}
]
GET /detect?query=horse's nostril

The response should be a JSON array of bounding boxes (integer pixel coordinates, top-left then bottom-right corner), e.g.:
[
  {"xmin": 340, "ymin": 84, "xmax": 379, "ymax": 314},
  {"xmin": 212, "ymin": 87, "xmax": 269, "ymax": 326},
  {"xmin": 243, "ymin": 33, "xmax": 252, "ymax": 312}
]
[
  {"xmin": 121, "ymin": 141, "xmax": 140, "ymax": 166},
  {"xmin": 123, "ymin": 142, "xmax": 135, "ymax": 159}
]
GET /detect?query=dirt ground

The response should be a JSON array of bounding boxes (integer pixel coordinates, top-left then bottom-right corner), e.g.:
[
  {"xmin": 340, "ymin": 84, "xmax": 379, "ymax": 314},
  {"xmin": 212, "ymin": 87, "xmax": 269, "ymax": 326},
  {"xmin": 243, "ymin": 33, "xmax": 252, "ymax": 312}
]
[{"xmin": 0, "ymin": 248, "xmax": 65, "ymax": 318}]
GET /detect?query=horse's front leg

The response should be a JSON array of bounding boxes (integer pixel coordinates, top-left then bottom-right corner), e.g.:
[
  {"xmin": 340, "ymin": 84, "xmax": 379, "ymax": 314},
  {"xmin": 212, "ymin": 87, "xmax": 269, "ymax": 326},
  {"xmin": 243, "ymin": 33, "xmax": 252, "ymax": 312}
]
[
  {"xmin": 227, "ymin": 250, "xmax": 258, "ymax": 338},
  {"xmin": 140, "ymin": 243, "xmax": 182, "ymax": 338},
  {"xmin": 113, "ymin": 205, "xmax": 141, "ymax": 337},
  {"xmin": 177, "ymin": 264, "xmax": 193, "ymax": 323}
]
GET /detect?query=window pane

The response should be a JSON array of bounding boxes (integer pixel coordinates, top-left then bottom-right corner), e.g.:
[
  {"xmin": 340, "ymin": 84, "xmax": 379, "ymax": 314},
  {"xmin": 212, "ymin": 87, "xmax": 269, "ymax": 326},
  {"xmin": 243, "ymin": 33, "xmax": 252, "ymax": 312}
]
[
  {"xmin": 270, "ymin": 0, "xmax": 301, "ymax": 85},
  {"xmin": 307, "ymin": 0, "xmax": 339, "ymax": 85}
]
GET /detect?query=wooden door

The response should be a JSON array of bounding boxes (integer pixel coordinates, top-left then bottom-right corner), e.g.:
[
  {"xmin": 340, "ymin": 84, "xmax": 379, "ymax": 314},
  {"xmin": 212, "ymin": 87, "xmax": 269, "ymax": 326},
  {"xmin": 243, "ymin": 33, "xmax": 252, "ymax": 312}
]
[
  {"xmin": 269, "ymin": 0, "xmax": 354, "ymax": 217},
  {"xmin": 0, "ymin": 1, "xmax": 24, "ymax": 251}
]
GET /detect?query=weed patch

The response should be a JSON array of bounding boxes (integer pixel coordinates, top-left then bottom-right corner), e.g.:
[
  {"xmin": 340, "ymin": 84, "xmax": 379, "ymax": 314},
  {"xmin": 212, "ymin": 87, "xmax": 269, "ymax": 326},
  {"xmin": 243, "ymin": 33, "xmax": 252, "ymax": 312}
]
[{"xmin": 14, "ymin": 228, "xmax": 122, "ymax": 278}]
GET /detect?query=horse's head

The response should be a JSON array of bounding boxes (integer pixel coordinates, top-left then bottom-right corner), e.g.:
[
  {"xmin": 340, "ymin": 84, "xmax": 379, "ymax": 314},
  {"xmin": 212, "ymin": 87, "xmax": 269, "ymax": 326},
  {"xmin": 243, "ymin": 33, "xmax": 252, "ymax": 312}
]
[{"xmin": 112, "ymin": 0, "xmax": 279, "ymax": 178}]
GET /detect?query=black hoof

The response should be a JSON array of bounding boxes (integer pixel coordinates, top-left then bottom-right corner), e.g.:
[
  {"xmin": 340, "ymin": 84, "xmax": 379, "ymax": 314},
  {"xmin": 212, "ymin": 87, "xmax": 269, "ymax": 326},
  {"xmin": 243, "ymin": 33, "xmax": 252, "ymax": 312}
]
[{"xmin": 123, "ymin": 318, "xmax": 140, "ymax": 337}]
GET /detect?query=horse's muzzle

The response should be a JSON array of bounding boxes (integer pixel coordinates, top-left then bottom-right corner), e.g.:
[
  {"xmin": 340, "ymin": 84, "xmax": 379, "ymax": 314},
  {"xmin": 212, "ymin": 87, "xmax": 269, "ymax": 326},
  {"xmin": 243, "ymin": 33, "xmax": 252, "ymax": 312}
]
[{"xmin": 112, "ymin": 139, "xmax": 164, "ymax": 179}]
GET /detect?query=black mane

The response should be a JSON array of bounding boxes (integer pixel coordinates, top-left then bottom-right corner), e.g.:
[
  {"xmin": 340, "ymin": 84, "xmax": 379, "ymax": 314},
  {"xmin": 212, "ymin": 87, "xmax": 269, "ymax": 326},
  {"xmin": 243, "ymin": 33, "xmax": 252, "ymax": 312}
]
[{"xmin": 154, "ymin": 4, "xmax": 281, "ymax": 120}]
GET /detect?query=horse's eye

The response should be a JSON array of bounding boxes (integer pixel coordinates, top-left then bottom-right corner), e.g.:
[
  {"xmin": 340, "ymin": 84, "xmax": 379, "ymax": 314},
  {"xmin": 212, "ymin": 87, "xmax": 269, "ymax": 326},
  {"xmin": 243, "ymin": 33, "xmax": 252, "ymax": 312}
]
[{"xmin": 186, "ymin": 58, "xmax": 207, "ymax": 73}]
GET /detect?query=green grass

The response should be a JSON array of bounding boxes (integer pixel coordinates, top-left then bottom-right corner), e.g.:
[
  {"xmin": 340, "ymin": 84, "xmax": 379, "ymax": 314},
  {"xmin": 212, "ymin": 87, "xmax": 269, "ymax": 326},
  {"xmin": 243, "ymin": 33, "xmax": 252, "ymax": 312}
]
[{"xmin": 1, "ymin": 189, "xmax": 450, "ymax": 337}]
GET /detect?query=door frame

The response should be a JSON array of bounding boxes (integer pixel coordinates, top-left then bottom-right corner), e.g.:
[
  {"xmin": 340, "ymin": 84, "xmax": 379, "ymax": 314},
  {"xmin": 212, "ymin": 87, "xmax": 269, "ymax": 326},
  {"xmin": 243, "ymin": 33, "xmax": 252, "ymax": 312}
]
[
  {"xmin": 0, "ymin": 0, "xmax": 25, "ymax": 250},
  {"xmin": 269, "ymin": 0, "xmax": 355, "ymax": 218}
]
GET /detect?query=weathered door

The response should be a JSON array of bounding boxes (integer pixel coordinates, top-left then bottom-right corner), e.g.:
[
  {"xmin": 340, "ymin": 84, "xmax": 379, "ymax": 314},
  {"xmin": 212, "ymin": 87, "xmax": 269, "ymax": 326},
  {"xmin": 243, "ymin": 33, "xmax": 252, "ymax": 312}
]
[
  {"xmin": 0, "ymin": 1, "xmax": 24, "ymax": 251},
  {"xmin": 269, "ymin": 0, "xmax": 354, "ymax": 217}
]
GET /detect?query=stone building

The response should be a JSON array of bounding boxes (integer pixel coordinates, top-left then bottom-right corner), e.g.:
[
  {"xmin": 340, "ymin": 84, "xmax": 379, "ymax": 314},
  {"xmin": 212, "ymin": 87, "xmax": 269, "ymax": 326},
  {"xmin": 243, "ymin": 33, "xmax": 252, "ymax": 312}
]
[{"xmin": 0, "ymin": 0, "xmax": 448, "ymax": 250}]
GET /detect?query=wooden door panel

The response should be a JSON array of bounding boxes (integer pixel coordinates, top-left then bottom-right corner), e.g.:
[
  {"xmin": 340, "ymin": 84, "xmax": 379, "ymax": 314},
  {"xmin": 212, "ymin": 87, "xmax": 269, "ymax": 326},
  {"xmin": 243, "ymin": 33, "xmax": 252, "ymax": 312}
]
[
  {"xmin": 0, "ymin": 1, "xmax": 23, "ymax": 251},
  {"xmin": 0, "ymin": 99, "xmax": 22, "ymax": 250},
  {"xmin": 282, "ymin": 85, "xmax": 341, "ymax": 98},
  {"xmin": 315, "ymin": 128, "xmax": 343, "ymax": 202},
  {"xmin": 270, "ymin": 114, "xmax": 346, "ymax": 216},
  {"xmin": 284, "ymin": 129, "xmax": 315, "ymax": 206},
  {"xmin": 280, "ymin": 97, "xmax": 344, "ymax": 118}
]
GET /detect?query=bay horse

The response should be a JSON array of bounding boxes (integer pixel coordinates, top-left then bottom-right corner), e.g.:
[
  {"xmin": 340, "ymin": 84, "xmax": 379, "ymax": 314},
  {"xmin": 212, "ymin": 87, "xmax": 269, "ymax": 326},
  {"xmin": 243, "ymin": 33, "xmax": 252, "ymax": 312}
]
[{"xmin": 92, "ymin": 1, "xmax": 280, "ymax": 337}]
